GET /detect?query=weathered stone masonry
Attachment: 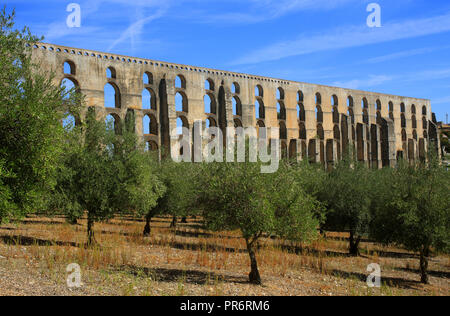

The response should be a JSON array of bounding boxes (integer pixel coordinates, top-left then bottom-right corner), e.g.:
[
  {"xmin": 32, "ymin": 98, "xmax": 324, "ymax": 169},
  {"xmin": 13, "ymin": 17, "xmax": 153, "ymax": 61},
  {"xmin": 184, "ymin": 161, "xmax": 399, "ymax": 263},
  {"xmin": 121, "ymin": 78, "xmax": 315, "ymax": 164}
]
[{"xmin": 31, "ymin": 43, "xmax": 441, "ymax": 168}]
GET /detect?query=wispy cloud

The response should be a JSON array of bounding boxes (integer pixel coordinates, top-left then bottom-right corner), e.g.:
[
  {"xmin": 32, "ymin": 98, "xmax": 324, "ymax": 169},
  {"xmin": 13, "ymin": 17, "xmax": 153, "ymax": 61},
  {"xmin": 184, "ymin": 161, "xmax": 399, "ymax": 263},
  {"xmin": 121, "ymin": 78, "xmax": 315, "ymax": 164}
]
[
  {"xmin": 332, "ymin": 75, "xmax": 393, "ymax": 90},
  {"xmin": 232, "ymin": 12, "xmax": 450, "ymax": 65},
  {"xmin": 107, "ymin": 8, "xmax": 167, "ymax": 51},
  {"xmin": 176, "ymin": 0, "xmax": 358, "ymax": 25},
  {"xmin": 366, "ymin": 46, "xmax": 445, "ymax": 64},
  {"xmin": 330, "ymin": 67, "xmax": 450, "ymax": 90}
]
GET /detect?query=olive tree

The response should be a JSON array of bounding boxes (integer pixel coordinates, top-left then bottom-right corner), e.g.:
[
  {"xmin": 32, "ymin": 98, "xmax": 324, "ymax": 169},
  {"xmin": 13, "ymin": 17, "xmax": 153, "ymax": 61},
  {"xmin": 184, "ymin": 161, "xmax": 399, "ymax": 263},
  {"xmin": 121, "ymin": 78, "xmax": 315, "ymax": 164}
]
[
  {"xmin": 320, "ymin": 158, "xmax": 372, "ymax": 256},
  {"xmin": 370, "ymin": 155, "xmax": 450, "ymax": 284},
  {"xmin": 197, "ymin": 159, "xmax": 320, "ymax": 284},
  {"xmin": 143, "ymin": 160, "xmax": 198, "ymax": 236},
  {"xmin": 53, "ymin": 110, "xmax": 163, "ymax": 245},
  {"xmin": 0, "ymin": 8, "xmax": 75, "ymax": 223}
]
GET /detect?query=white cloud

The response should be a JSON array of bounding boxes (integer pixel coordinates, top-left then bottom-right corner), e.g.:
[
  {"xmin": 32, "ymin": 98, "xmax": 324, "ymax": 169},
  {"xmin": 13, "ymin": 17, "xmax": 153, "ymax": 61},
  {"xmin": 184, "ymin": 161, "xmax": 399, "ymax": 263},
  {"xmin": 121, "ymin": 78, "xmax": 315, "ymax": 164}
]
[
  {"xmin": 332, "ymin": 75, "xmax": 393, "ymax": 89},
  {"xmin": 232, "ymin": 12, "xmax": 450, "ymax": 65},
  {"xmin": 366, "ymin": 46, "xmax": 445, "ymax": 64}
]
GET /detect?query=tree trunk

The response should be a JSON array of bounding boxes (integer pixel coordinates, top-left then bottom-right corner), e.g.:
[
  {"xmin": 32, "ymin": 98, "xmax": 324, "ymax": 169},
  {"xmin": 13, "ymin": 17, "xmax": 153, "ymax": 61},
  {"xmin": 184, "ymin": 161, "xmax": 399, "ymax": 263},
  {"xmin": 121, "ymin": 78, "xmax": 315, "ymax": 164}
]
[
  {"xmin": 245, "ymin": 238, "xmax": 261, "ymax": 285},
  {"xmin": 420, "ymin": 247, "xmax": 430, "ymax": 284},
  {"xmin": 349, "ymin": 231, "xmax": 360, "ymax": 256},
  {"xmin": 143, "ymin": 213, "xmax": 152, "ymax": 237},
  {"xmin": 170, "ymin": 216, "xmax": 177, "ymax": 228},
  {"xmin": 87, "ymin": 213, "xmax": 96, "ymax": 246}
]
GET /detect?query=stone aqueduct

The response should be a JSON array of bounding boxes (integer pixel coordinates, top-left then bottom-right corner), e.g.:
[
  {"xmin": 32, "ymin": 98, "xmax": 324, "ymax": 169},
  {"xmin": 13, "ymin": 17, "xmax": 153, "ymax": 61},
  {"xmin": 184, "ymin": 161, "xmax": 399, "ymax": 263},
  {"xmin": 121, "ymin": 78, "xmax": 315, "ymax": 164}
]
[{"xmin": 31, "ymin": 43, "xmax": 440, "ymax": 168}]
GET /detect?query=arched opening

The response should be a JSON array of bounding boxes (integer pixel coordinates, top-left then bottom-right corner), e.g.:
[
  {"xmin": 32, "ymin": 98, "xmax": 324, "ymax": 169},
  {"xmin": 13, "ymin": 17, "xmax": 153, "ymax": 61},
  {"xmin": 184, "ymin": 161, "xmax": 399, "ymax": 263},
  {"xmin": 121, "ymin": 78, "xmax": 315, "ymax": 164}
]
[
  {"xmin": 347, "ymin": 96, "xmax": 354, "ymax": 108},
  {"xmin": 389, "ymin": 101, "xmax": 394, "ymax": 121},
  {"xmin": 280, "ymin": 121, "xmax": 287, "ymax": 140},
  {"xmin": 206, "ymin": 117, "xmax": 217, "ymax": 128},
  {"xmin": 277, "ymin": 102, "xmax": 286, "ymax": 120},
  {"xmin": 411, "ymin": 104, "xmax": 416, "ymax": 115},
  {"xmin": 105, "ymin": 114, "xmax": 121, "ymax": 135},
  {"xmin": 175, "ymin": 75, "xmax": 186, "ymax": 89},
  {"xmin": 143, "ymin": 72, "xmax": 153, "ymax": 85},
  {"xmin": 315, "ymin": 105, "xmax": 323, "ymax": 123},
  {"xmin": 234, "ymin": 118, "xmax": 242, "ymax": 128},
  {"xmin": 143, "ymin": 114, "xmax": 158, "ymax": 135},
  {"xmin": 317, "ymin": 124, "xmax": 324, "ymax": 140},
  {"xmin": 299, "ymin": 122, "xmax": 306, "ymax": 140},
  {"xmin": 332, "ymin": 105, "xmax": 339, "ymax": 124},
  {"xmin": 104, "ymin": 83, "xmax": 121, "ymax": 108},
  {"xmin": 146, "ymin": 141, "xmax": 158, "ymax": 152},
  {"xmin": 401, "ymin": 114, "xmax": 406, "ymax": 128},
  {"xmin": 315, "ymin": 92, "xmax": 321, "ymax": 105},
  {"xmin": 256, "ymin": 99, "xmax": 265, "ymax": 119},
  {"xmin": 413, "ymin": 130, "xmax": 417, "ymax": 141},
  {"xmin": 63, "ymin": 61, "xmax": 75, "ymax": 75},
  {"xmin": 142, "ymin": 88, "xmax": 156, "ymax": 110},
  {"xmin": 363, "ymin": 108, "xmax": 369, "ymax": 125},
  {"xmin": 63, "ymin": 113, "xmax": 77, "ymax": 130},
  {"xmin": 331, "ymin": 95, "xmax": 338, "ymax": 107},
  {"xmin": 298, "ymin": 103, "xmax": 305, "ymax": 121},
  {"xmin": 61, "ymin": 78, "xmax": 78, "ymax": 99},
  {"xmin": 176, "ymin": 92, "xmax": 188, "ymax": 113},
  {"xmin": 232, "ymin": 82, "xmax": 240, "ymax": 94},
  {"xmin": 255, "ymin": 85, "xmax": 263, "ymax": 97},
  {"xmin": 362, "ymin": 97, "xmax": 368, "ymax": 109},
  {"xmin": 412, "ymin": 115, "xmax": 417, "ymax": 129},
  {"xmin": 334, "ymin": 125, "xmax": 340, "ymax": 140},
  {"xmin": 176, "ymin": 116, "xmax": 189, "ymax": 135},
  {"xmin": 376, "ymin": 99, "xmax": 382, "ymax": 111},
  {"xmin": 298, "ymin": 91, "xmax": 304, "ymax": 102},
  {"xmin": 347, "ymin": 108, "xmax": 355, "ymax": 124},
  {"xmin": 204, "ymin": 93, "xmax": 216, "ymax": 114},
  {"xmin": 232, "ymin": 96, "xmax": 242, "ymax": 116},
  {"xmin": 106, "ymin": 67, "xmax": 116, "ymax": 79},
  {"xmin": 402, "ymin": 129, "xmax": 407, "ymax": 142},
  {"xmin": 277, "ymin": 87, "xmax": 284, "ymax": 100},
  {"xmin": 422, "ymin": 106, "xmax": 427, "ymax": 116},
  {"xmin": 205, "ymin": 79, "xmax": 214, "ymax": 91},
  {"xmin": 256, "ymin": 120, "xmax": 265, "ymax": 138},
  {"xmin": 400, "ymin": 103, "xmax": 405, "ymax": 113},
  {"xmin": 422, "ymin": 117, "xmax": 428, "ymax": 130}
]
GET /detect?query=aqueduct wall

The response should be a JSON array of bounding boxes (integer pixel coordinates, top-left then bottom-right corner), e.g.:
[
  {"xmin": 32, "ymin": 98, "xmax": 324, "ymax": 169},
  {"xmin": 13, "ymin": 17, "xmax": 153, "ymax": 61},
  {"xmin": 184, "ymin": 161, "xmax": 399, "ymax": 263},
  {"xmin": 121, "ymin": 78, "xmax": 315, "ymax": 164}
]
[{"xmin": 31, "ymin": 43, "xmax": 440, "ymax": 168}]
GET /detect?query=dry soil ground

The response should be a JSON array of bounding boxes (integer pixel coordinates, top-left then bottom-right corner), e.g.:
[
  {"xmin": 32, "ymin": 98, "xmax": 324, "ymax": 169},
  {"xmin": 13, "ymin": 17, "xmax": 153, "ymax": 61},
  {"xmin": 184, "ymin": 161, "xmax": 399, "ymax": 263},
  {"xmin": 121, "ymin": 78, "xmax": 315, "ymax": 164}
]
[{"xmin": 0, "ymin": 216, "xmax": 448, "ymax": 296}]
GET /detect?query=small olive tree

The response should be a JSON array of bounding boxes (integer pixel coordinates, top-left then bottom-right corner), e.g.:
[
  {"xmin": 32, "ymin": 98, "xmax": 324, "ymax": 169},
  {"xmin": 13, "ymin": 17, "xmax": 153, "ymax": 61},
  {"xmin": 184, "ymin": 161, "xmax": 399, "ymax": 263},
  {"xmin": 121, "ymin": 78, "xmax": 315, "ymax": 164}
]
[
  {"xmin": 320, "ymin": 158, "xmax": 372, "ymax": 256},
  {"xmin": 53, "ymin": 110, "xmax": 163, "ymax": 245},
  {"xmin": 197, "ymin": 159, "xmax": 320, "ymax": 285},
  {"xmin": 370, "ymin": 155, "xmax": 450, "ymax": 284},
  {"xmin": 142, "ymin": 160, "xmax": 199, "ymax": 236}
]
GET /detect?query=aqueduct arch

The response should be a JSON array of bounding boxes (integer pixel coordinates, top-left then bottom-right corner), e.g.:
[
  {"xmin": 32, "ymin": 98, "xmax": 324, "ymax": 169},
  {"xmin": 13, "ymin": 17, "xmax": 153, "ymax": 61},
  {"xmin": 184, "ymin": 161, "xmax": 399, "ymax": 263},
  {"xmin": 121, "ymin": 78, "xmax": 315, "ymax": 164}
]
[{"xmin": 31, "ymin": 43, "xmax": 440, "ymax": 167}]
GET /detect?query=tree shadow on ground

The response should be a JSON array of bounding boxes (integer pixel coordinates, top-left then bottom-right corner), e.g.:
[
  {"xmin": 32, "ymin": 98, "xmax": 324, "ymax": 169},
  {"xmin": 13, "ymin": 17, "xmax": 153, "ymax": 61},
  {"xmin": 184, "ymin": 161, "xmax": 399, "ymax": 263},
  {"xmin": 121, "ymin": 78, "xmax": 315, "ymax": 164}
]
[
  {"xmin": 0, "ymin": 235, "xmax": 78, "ymax": 247},
  {"xmin": 329, "ymin": 269, "xmax": 421, "ymax": 290},
  {"xmin": 169, "ymin": 240, "xmax": 247, "ymax": 254},
  {"xmin": 119, "ymin": 265, "xmax": 249, "ymax": 285},
  {"xmin": 276, "ymin": 244, "xmax": 351, "ymax": 258},
  {"xmin": 394, "ymin": 267, "xmax": 450, "ymax": 279}
]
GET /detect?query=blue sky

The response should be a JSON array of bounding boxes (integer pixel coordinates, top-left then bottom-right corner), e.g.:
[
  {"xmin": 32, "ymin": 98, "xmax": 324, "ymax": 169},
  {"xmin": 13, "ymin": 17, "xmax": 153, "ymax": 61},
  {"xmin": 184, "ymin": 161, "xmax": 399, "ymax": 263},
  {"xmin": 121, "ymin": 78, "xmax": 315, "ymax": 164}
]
[{"xmin": 4, "ymin": 0, "xmax": 450, "ymax": 122}]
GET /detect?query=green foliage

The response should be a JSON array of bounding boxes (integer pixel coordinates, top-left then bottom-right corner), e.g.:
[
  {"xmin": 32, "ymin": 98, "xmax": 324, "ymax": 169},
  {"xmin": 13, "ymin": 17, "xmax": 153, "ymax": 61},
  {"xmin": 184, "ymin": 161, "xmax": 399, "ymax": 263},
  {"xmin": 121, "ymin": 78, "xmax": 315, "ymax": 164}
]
[
  {"xmin": 0, "ymin": 8, "xmax": 75, "ymax": 221},
  {"xmin": 147, "ymin": 160, "xmax": 198, "ymax": 219},
  {"xmin": 370, "ymin": 157, "xmax": 450, "ymax": 254},
  {"xmin": 196, "ymin": 157, "xmax": 321, "ymax": 284},
  {"xmin": 52, "ymin": 110, "xmax": 164, "ymax": 243},
  {"xmin": 320, "ymin": 157, "xmax": 372, "ymax": 255}
]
